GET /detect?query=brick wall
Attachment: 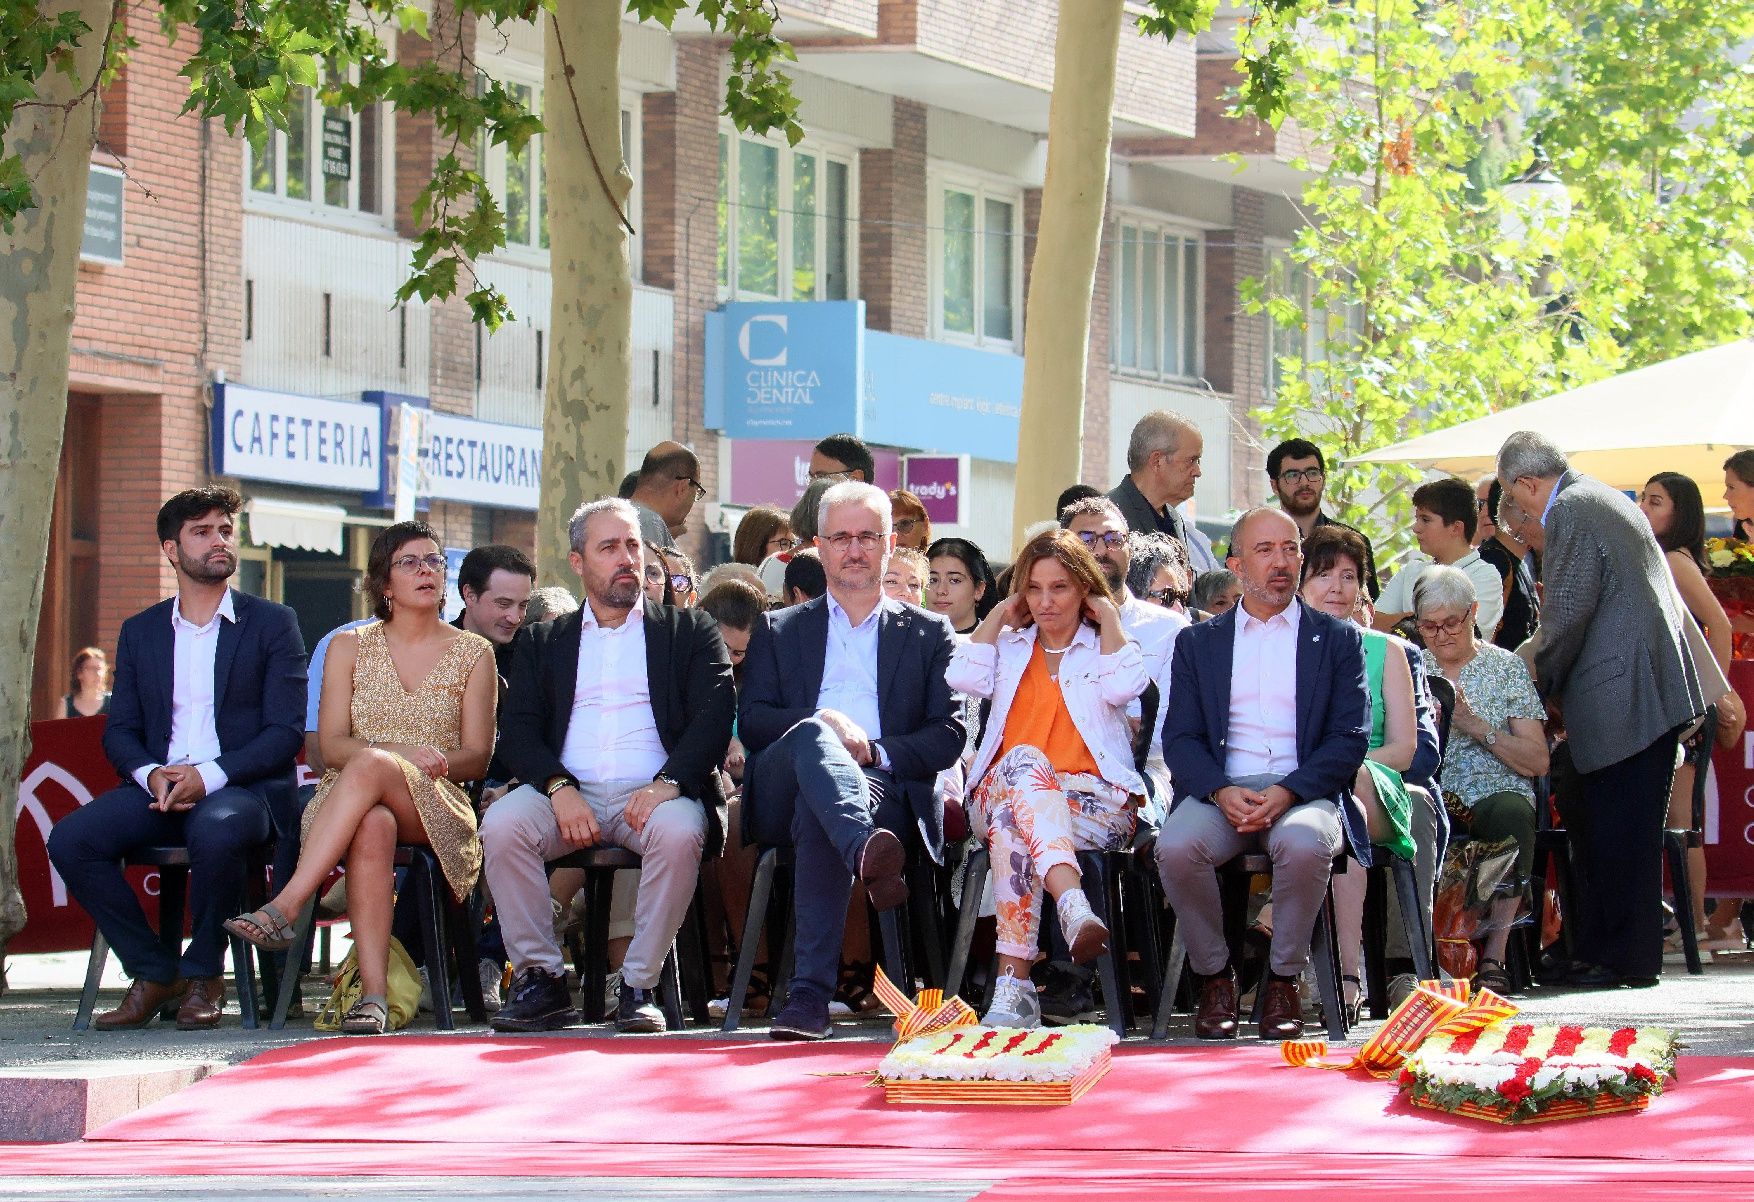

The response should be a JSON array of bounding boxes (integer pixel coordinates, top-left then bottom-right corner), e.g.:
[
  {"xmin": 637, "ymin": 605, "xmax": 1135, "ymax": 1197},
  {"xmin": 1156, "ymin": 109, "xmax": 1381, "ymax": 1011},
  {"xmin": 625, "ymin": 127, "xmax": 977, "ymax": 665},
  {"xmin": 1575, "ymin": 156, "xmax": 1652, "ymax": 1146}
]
[{"xmin": 859, "ymin": 99, "xmax": 928, "ymax": 337}]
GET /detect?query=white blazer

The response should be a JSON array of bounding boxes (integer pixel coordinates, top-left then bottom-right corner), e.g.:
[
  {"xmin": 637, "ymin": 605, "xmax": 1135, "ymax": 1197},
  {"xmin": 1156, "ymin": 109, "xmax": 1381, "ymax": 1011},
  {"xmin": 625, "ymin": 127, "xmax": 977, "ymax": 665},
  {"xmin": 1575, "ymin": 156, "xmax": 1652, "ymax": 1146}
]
[{"xmin": 946, "ymin": 622, "xmax": 1148, "ymax": 796}]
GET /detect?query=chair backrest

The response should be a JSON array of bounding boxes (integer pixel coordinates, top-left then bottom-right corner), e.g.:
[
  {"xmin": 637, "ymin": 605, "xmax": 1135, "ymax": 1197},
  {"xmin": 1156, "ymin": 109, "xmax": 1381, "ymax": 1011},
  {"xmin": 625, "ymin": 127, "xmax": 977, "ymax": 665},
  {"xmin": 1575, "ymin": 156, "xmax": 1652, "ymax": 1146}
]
[
  {"xmin": 1132, "ymin": 681, "xmax": 1160, "ymax": 775},
  {"xmin": 1427, "ymin": 674, "xmax": 1456, "ymax": 762}
]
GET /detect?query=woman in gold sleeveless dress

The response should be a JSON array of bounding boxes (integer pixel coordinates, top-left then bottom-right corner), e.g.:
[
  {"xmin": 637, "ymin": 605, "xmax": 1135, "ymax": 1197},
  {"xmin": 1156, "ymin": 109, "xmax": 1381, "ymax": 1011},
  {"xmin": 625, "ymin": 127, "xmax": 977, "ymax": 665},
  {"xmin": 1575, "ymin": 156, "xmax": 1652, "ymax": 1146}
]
[{"xmin": 227, "ymin": 522, "xmax": 498, "ymax": 1033}]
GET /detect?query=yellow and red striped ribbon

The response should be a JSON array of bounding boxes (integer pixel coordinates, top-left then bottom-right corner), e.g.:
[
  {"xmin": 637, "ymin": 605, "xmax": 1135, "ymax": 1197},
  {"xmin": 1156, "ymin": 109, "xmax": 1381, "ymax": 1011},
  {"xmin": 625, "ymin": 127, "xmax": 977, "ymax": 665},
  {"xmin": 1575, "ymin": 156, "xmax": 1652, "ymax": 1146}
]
[
  {"xmin": 1280, "ymin": 979, "xmax": 1521, "ymax": 1078},
  {"xmin": 873, "ymin": 966, "xmax": 978, "ymax": 1041}
]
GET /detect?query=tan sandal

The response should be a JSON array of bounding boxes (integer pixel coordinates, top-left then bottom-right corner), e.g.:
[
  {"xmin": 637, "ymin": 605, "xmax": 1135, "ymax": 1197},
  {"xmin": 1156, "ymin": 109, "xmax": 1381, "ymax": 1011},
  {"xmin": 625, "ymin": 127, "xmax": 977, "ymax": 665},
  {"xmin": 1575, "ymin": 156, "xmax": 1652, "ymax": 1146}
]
[
  {"xmin": 223, "ymin": 903, "xmax": 295, "ymax": 951},
  {"xmin": 339, "ymin": 998, "xmax": 387, "ymax": 1035}
]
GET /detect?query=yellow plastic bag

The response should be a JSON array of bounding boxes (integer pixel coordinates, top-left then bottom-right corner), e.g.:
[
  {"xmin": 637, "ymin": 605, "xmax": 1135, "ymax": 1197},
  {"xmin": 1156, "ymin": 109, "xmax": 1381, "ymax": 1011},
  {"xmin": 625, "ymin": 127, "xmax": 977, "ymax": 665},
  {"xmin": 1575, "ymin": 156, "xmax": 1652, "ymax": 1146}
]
[{"xmin": 313, "ymin": 936, "xmax": 422, "ymax": 1031}]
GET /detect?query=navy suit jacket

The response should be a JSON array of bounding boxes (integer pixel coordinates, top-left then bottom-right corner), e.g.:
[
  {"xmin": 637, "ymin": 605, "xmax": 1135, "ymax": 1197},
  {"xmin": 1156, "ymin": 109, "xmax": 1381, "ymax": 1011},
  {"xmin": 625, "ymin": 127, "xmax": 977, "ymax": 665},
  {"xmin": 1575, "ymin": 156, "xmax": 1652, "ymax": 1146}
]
[
  {"xmin": 1162, "ymin": 599, "xmax": 1372, "ymax": 858},
  {"xmin": 739, "ymin": 595, "xmax": 965, "ymax": 860},
  {"xmin": 103, "ymin": 589, "xmax": 308, "ymax": 836}
]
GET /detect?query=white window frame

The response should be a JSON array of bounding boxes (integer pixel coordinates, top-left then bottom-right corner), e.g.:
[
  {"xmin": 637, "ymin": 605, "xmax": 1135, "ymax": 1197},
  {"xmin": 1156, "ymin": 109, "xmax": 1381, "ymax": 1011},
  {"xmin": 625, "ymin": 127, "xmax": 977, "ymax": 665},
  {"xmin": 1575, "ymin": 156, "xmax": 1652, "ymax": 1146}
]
[
  {"xmin": 717, "ymin": 127, "xmax": 858, "ymax": 303},
  {"xmin": 244, "ymin": 58, "xmax": 395, "ymax": 232},
  {"xmin": 1109, "ymin": 213, "xmax": 1205, "ymax": 384},
  {"xmin": 928, "ymin": 171, "xmax": 1025, "ymax": 350}
]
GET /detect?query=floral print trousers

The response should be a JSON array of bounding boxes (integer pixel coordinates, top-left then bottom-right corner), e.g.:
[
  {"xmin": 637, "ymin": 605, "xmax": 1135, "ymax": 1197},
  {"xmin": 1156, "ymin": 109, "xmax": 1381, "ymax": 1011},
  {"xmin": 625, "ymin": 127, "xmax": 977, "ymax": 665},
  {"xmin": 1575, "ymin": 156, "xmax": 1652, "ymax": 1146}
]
[{"xmin": 966, "ymin": 745, "xmax": 1135, "ymax": 959}]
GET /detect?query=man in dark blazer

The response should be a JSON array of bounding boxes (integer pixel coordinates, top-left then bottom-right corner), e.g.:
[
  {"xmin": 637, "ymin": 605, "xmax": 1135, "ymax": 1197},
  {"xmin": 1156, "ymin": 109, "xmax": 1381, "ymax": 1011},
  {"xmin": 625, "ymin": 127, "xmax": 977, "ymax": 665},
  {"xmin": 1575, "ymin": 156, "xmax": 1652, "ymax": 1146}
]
[
  {"xmin": 48, "ymin": 487, "xmax": 306, "ymax": 1030},
  {"xmin": 483, "ymin": 498, "xmax": 734, "ymax": 1034},
  {"xmin": 1154, "ymin": 507, "xmax": 1369, "ymax": 1041},
  {"xmin": 740, "ymin": 482, "xmax": 964, "ymax": 1040},
  {"xmin": 1497, "ymin": 431, "xmax": 1703, "ymax": 987}
]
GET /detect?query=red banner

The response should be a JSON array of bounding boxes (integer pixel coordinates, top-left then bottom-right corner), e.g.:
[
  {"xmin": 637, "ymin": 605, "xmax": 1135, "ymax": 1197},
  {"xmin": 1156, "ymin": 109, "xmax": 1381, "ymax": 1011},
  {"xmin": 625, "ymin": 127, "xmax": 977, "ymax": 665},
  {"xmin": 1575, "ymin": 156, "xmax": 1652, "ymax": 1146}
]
[
  {"xmin": 13, "ymin": 716, "xmax": 127, "ymax": 954},
  {"xmin": 1705, "ymin": 661, "xmax": 1754, "ymax": 896}
]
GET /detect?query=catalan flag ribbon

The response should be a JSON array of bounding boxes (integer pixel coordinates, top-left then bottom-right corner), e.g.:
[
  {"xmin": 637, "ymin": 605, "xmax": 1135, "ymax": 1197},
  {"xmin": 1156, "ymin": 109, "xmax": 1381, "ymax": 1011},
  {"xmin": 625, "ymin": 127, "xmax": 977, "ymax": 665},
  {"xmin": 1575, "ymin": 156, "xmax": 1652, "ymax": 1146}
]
[
  {"xmin": 1280, "ymin": 979, "xmax": 1521, "ymax": 1078},
  {"xmin": 872, "ymin": 966, "xmax": 979, "ymax": 1041}
]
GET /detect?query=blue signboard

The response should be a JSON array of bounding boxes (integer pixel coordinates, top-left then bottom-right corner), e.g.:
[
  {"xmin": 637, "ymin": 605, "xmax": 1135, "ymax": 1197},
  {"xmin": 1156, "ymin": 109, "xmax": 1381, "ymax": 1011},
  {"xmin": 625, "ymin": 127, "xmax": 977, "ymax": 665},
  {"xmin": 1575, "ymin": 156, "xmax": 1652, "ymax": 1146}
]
[
  {"xmin": 706, "ymin": 301, "xmax": 865, "ymax": 439},
  {"xmin": 705, "ymin": 301, "xmax": 1023, "ymax": 462},
  {"xmin": 862, "ymin": 332, "xmax": 1022, "ymax": 464}
]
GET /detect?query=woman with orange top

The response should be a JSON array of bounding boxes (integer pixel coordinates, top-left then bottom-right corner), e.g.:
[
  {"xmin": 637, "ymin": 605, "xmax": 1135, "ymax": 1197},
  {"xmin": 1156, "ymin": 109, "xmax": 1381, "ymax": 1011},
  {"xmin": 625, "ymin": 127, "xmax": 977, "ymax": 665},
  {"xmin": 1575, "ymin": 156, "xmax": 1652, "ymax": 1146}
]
[{"xmin": 946, "ymin": 529, "xmax": 1147, "ymax": 1029}]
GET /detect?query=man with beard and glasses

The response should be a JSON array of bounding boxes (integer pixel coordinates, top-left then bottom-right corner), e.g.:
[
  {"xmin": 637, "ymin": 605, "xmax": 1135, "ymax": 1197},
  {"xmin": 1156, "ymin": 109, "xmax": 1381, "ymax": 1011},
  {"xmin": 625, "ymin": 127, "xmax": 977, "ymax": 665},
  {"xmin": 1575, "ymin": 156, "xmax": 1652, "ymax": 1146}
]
[
  {"xmin": 1267, "ymin": 439, "xmax": 1379, "ymax": 601},
  {"xmin": 483, "ymin": 499, "xmax": 734, "ymax": 1034},
  {"xmin": 739, "ymin": 481, "xmax": 964, "ymax": 1040},
  {"xmin": 49, "ymin": 487, "xmax": 307, "ymax": 1030},
  {"xmin": 1152, "ymin": 507, "xmax": 1369, "ymax": 1042}
]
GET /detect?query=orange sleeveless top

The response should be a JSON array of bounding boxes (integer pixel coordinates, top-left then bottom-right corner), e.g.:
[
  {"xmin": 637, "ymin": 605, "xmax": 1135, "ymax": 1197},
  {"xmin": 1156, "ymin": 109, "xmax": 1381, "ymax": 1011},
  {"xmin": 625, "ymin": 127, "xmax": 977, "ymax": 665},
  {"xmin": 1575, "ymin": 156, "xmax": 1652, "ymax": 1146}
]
[{"xmin": 996, "ymin": 642, "xmax": 1100, "ymax": 777}]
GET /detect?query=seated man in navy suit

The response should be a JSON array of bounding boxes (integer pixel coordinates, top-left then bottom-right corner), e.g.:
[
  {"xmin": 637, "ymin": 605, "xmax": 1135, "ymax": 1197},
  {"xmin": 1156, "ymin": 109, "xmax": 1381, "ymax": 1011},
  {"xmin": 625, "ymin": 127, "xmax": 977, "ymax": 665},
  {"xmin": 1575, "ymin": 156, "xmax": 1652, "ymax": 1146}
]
[
  {"xmin": 48, "ymin": 487, "xmax": 306, "ymax": 1030},
  {"xmin": 739, "ymin": 482, "xmax": 964, "ymax": 1040},
  {"xmin": 1154, "ymin": 507, "xmax": 1369, "ymax": 1042}
]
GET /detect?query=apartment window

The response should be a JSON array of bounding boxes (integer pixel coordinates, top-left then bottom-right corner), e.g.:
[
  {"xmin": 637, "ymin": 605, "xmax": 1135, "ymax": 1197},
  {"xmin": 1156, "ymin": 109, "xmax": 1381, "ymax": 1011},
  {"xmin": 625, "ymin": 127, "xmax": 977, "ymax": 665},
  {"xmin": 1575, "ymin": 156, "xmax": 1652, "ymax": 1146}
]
[
  {"xmin": 248, "ymin": 66, "xmax": 386, "ymax": 217},
  {"xmin": 1264, "ymin": 244, "xmax": 1360, "ymax": 399},
  {"xmin": 935, "ymin": 180, "xmax": 1021, "ymax": 346},
  {"xmin": 1111, "ymin": 218, "xmax": 1202, "ymax": 380},
  {"xmin": 718, "ymin": 132, "xmax": 855, "ymax": 300}
]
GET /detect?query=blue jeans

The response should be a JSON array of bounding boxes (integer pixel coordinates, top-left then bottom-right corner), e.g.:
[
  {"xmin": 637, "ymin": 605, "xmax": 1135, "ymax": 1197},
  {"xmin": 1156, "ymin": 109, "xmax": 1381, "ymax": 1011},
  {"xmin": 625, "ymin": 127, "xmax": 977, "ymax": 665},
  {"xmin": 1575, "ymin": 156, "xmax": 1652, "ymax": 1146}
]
[
  {"xmin": 48, "ymin": 783, "xmax": 271, "ymax": 982},
  {"xmin": 750, "ymin": 717, "xmax": 909, "ymax": 999}
]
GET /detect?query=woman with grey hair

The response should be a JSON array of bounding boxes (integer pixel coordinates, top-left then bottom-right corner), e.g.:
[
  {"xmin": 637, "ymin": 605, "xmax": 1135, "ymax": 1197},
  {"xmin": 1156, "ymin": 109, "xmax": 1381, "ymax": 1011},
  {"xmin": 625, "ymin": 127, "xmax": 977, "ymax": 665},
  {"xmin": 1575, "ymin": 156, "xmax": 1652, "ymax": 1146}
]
[
  {"xmin": 1125, "ymin": 531, "xmax": 1191, "ymax": 609},
  {"xmin": 522, "ymin": 586, "xmax": 579, "ymax": 627},
  {"xmin": 1416, "ymin": 564, "xmax": 1550, "ymax": 996},
  {"xmin": 789, "ymin": 478, "xmax": 837, "ymax": 545}
]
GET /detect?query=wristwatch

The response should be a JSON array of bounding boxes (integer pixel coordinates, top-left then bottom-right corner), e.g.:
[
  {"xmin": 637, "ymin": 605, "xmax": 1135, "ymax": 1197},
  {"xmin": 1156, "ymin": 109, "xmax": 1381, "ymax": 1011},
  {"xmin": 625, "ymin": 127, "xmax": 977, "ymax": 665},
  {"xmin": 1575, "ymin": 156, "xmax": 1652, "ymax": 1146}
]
[
  {"xmin": 544, "ymin": 774, "xmax": 579, "ymax": 798},
  {"xmin": 653, "ymin": 772, "xmax": 683, "ymax": 793},
  {"xmin": 1483, "ymin": 729, "xmax": 1499, "ymax": 748}
]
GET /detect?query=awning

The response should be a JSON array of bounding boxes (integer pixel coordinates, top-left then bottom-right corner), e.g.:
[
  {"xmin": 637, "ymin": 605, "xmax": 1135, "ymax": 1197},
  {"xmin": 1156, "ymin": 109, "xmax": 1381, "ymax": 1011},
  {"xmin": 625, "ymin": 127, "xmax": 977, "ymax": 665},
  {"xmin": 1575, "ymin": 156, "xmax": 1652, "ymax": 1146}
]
[{"xmin": 244, "ymin": 498, "xmax": 347, "ymax": 555}]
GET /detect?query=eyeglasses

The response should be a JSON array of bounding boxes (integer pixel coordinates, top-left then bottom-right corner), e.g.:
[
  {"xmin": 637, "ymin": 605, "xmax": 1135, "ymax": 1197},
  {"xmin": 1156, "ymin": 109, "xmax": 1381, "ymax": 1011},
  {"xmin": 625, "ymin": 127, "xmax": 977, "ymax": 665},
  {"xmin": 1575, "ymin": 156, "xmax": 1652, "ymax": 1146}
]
[
  {"xmin": 643, "ymin": 564, "xmax": 666, "ymax": 582},
  {"xmin": 1475, "ymin": 497, "xmax": 1491, "ymax": 510},
  {"xmin": 808, "ymin": 468, "xmax": 852, "ymax": 482},
  {"xmin": 769, "ymin": 536, "xmax": 799, "ymax": 553},
  {"xmin": 894, "ymin": 518, "xmax": 921, "ymax": 534},
  {"xmin": 822, "ymin": 531, "xmax": 883, "ymax": 552},
  {"xmin": 1277, "ymin": 467, "xmax": 1326, "ymax": 485},
  {"xmin": 1415, "ymin": 615, "xmax": 1471, "ymax": 639},
  {"xmin": 1076, "ymin": 530, "xmax": 1128, "ymax": 551},
  {"xmin": 1143, "ymin": 587, "xmax": 1181, "ymax": 606},
  {"xmin": 676, "ymin": 476, "xmax": 708, "ymax": 502},
  {"xmin": 392, "ymin": 553, "xmax": 447, "ymax": 575}
]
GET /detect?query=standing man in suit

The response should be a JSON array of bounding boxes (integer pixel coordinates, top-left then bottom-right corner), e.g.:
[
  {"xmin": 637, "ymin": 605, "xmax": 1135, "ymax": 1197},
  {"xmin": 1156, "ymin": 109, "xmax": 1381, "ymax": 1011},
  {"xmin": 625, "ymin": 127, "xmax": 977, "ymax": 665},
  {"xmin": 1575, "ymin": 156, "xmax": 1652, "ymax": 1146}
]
[
  {"xmin": 739, "ymin": 481, "xmax": 964, "ymax": 1040},
  {"xmin": 1153, "ymin": 507, "xmax": 1369, "ymax": 1041},
  {"xmin": 482, "ymin": 498, "xmax": 734, "ymax": 1033},
  {"xmin": 1109, "ymin": 411, "xmax": 1219, "ymax": 574},
  {"xmin": 1497, "ymin": 432, "xmax": 1703, "ymax": 987},
  {"xmin": 48, "ymin": 487, "xmax": 307, "ymax": 1030}
]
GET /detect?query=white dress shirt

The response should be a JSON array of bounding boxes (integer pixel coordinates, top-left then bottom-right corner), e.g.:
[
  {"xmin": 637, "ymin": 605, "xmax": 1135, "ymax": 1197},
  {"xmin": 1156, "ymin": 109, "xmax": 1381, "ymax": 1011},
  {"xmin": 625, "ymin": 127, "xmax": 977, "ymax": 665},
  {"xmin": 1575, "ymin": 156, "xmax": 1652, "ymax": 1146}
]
[
  {"xmin": 1120, "ymin": 594, "xmax": 1189, "ymax": 790},
  {"xmin": 134, "ymin": 589, "xmax": 236, "ymax": 796},
  {"xmin": 1225, "ymin": 601, "xmax": 1302, "ymax": 779},
  {"xmin": 560, "ymin": 606, "xmax": 668, "ymax": 785},
  {"xmin": 818, "ymin": 593, "xmax": 891, "ymax": 769}
]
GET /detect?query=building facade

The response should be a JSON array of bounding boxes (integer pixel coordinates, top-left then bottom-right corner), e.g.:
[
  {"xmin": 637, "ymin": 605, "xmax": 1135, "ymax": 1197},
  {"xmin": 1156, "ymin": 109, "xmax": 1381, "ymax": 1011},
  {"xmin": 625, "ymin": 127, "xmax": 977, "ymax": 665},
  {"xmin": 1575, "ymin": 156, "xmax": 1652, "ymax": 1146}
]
[{"xmin": 37, "ymin": 0, "xmax": 1316, "ymax": 719}]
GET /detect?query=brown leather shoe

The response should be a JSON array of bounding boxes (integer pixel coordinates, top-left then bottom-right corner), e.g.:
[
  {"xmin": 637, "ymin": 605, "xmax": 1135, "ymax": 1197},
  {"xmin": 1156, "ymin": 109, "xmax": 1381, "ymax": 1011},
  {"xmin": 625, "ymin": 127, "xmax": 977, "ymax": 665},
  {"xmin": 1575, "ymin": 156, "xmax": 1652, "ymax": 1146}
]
[
  {"xmin": 176, "ymin": 976, "xmax": 227, "ymax": 1030},
  {"xmin": 1192, "ymin": 968, "xmax": 1238, "ymax": 1040},
  {"xmin": 93, "ymin": 977, "xmax": 187, "ymax": 1030},
  {"xmin": 1259, "ymin": 975, "xmax": 1305, "ymax": 1041},
  {"xmin": 857, "ymin": 829, "xmax": 908, "ymax": 911}
]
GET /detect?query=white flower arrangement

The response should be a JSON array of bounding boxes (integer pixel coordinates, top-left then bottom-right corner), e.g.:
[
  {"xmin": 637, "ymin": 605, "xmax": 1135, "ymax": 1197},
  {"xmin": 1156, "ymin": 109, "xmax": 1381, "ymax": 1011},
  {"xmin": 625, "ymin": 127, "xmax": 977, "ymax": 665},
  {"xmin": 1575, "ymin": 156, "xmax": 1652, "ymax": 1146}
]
[
  {"xmin": 1399, "ymin": 1023, "xmax": 1679, "ymax": 1121},
  {"xmin": 877, "ymin": 1024, "xmax": 1119, "ymax": 1083}
]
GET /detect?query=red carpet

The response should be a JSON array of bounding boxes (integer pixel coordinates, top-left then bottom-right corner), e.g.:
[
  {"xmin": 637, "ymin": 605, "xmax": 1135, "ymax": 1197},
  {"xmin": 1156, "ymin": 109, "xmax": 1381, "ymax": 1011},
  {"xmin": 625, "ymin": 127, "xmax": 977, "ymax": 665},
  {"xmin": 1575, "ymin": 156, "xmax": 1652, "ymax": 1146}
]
[{"xmin": 2, "ymin": 1037, "xmax": 1750, "ymax": 1194}]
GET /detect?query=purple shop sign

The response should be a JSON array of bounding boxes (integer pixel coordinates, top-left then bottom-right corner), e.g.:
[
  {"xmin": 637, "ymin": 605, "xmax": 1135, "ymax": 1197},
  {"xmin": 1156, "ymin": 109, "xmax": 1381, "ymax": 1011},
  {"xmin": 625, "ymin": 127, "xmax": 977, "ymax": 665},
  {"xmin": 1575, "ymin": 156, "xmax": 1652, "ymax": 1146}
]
[
  {"xmin": 727, "ymin": 439, "xmax": 900, "ymax": 509},
  {"xmin": 903, "ymin": 454, "xmax": 969, "ymax": 527}
]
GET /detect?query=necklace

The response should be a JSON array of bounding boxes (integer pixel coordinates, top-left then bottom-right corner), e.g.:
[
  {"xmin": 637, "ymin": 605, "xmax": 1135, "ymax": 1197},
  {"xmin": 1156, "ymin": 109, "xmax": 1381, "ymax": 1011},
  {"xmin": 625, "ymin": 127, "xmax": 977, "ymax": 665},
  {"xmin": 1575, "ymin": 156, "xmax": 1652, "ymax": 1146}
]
[{"xmin": 1039, "ymin": 640, "xmax": 1073, "ymax": 655}]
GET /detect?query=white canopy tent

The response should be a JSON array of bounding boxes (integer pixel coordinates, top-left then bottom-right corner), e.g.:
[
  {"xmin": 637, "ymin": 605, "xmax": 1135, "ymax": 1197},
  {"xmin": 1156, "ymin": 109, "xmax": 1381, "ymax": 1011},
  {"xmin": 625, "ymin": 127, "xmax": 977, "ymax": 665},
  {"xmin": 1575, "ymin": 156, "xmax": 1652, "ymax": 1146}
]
[{"xmin": 1347, "ymin": 340, "xmax": 1754, "ymax": 496}]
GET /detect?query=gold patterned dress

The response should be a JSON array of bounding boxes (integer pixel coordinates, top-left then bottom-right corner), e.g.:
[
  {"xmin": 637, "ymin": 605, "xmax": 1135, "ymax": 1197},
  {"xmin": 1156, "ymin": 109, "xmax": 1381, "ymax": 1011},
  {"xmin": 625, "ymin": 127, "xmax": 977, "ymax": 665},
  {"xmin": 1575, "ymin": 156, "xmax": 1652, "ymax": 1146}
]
[{"xmin": 301, "ymin": 621, "xmax": 492, "ymax": 901}]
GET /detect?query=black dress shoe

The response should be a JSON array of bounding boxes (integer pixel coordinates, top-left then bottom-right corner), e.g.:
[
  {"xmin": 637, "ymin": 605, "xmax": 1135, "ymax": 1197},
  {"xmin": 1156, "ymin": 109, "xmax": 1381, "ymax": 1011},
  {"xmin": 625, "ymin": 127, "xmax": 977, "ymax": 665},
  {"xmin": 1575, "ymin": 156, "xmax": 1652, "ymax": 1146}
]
[
  {"xmin": 615, "ymin": 982, "xmax": 667, "ymax": 1033},
  {"xmin": 1567, "ymin": 963, "xmax": 1623, "ymax": 989},
  {"xmin": 768, "ymin": 985, "xmax": 833, "ymax": 1041},
  {"xmin": 490, "ymin": 968, "xmax": 574, "ymax": 1032}
]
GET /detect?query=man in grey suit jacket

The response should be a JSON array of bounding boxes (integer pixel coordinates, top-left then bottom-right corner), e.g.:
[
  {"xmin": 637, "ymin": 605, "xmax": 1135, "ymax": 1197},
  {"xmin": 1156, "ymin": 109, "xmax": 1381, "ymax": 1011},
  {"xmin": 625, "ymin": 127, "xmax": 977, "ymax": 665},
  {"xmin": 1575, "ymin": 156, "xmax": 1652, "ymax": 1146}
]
[{"xmin": 1497, "ymin": 431, "xmax": 1703, "ymax": 986}]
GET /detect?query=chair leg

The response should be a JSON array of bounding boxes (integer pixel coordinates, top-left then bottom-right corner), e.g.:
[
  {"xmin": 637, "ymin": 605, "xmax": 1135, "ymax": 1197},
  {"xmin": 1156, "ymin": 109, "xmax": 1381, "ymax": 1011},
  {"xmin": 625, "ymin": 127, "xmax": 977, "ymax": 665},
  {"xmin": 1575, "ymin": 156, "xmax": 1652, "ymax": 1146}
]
[
  {"xmin": 945, "ymin": 848, "xmax": 989, "ymax": 1002},
  {"xmin": 271, "ymin": 896, "xmax": 319, "ymax": 1030},
  {"xmin": 158, "ymin": 866, "xmax": 188, "ymax": 966},
  {"xmin": 1152, "ymin": 919, "xmax": 1187, "ymax": 1041},
  {"xmin": 1311, "ymin": 885, "xmax": 1347, "ymax": 1042},
  {"xmin": 723, "ymin": 848, "xmax": 777, "ymax": 1033},
  {"xmin": 1665, "ymin": 834, "xmax": 1704, "ymax": 976},
  {"xmin": 1391, "ymin": 857, "xmax": 1434, "ymax": 982},
  {"xmin": 877, "ymin": 907, "xmax": 907, "ymax": 992},
  {"xmin": 581, "ymin": 868, "xmax": 615, "ymax": 1025},
  {"xmin": 1362, "ymin": 866, "xmax": 1389, "ymax": 1021},
  {"xmin": 1122, "ymin": 864, "xmax": 1163, "ymax": 1027},
  {"xmin": 450, "ymin": 889, "xmax": 487, "ymax": 1023},
  {"xmin": 73, "ymin": 931, "xmax": 110, "ymax": 1032},
  {"xmin": 658, "ymin": 944, "xmax": 687, "ymax": 1030},
  {"xmin": 905, "ymin": 859, "xmax": 946, "ymax": 991},
  {"xmin": 676, "ymin": 887, "xmax": 713, "ymax": 1026},
  {"xmin": 411, "ymin": 855, "xmax": 453, "ymax": 1032}
]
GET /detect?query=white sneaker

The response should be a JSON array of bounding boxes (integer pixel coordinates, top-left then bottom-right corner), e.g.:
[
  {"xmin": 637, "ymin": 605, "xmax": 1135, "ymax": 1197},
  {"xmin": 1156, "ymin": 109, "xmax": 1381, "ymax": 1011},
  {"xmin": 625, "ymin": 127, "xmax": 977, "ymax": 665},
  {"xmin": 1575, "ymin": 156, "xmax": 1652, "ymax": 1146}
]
[
  {"xmin": 981, "ymin": 969, "xmax": 1042, "ymax": 1030},
  {"xmin": 478, "ymin": 959, "xmax": 505, "ymax": 1013},
  {"xmin": 1055, "ymin": 888, "xmax": 1109, "ymax": 964},
  {"xmin": 416, "ymin": 965, "xmax": 433, "ymax": 1013},
  {"xmin": 708, "ymin": 996, "xmax": 730, "ymax": 1019}
]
